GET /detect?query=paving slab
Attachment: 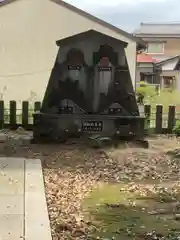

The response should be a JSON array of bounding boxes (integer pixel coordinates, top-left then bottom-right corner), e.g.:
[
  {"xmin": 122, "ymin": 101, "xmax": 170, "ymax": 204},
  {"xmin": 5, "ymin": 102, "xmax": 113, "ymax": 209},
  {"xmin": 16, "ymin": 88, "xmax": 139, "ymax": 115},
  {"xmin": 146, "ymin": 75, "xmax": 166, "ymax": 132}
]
[
  {"xmin": 0, "ymin": 214, "xmax": 24, "ymax": 240},
  {"xmin": 0, "ymin": 157, "xmax": 24, "ymax": 195},
  {"xmin": 0, "ymin": 157, "xmax": 52, "ymax": 240},
  {"xmin": 0, "ymin": 195, "xmax": 24, "ymax": 215},
  {"xmin": 25, "ymin": 159, "xmax": 52, "ymax": 240}
]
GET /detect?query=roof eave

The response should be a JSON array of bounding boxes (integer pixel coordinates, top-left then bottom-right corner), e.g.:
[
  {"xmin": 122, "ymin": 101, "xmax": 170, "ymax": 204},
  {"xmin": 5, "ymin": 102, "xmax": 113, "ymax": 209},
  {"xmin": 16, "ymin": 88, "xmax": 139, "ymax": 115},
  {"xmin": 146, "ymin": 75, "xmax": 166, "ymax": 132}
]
[
  {"xmin": 134, "ymin": 33, "xmax": 180, "ymax": 38},
  {"xmin": 0, "ymin": 0, "xmax": 18, "ymax": 7},
  {"xmin": 156, "ymin": 55, "xmax": 180, "ymax": 66},
  {"xmin": 56, "ymin": 29, "xmax": 129, "ymax": 47}
]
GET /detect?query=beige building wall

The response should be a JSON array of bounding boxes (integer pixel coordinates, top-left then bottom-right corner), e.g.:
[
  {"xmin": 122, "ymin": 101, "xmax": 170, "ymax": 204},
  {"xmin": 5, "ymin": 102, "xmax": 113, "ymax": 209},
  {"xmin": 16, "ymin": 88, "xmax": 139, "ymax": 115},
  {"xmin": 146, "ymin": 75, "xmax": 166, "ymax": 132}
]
[
  {"xmin": 142, "ymin": 37, "xmax": 180, "ymax": 57},
  {"xmin": 164, "ymin": 38, "xmax": 180, "ymax": 57},
  {"xmin": 0, "ymin": 0, "xmax": 137, "ymax": 107}
]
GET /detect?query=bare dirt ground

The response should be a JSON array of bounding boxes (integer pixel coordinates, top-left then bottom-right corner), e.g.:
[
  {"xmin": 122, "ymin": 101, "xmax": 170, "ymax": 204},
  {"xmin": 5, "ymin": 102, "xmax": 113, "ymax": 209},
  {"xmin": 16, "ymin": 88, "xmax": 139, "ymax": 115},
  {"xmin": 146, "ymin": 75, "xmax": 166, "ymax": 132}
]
[{"xmin": 0, "ymin": 133, "xmax": 180, "ymax": 239}]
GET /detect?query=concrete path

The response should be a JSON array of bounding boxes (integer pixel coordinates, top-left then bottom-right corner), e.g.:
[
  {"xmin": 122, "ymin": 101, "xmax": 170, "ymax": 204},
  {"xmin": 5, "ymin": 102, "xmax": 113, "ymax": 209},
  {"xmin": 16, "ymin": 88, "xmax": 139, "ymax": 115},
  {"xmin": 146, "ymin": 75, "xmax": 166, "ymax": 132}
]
[{"xmin": 0, "ymin": 157, "xmax": 52, "ymax": 240}]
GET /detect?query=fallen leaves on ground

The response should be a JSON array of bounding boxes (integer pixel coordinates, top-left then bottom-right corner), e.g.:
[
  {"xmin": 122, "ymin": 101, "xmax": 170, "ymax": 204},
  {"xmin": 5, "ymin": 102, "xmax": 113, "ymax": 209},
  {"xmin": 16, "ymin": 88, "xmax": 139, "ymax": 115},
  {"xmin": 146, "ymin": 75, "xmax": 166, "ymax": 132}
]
[
  {"xmin": 1, "ymin": 134, "xmax": 180, "ymax": 239},
  {"xmin": 42, "ymin": 136, "xmax": 180, "ymax": 239},
  {"xmin": 44, "ymin": 169, "xmax": 97, "ymax": 239}
]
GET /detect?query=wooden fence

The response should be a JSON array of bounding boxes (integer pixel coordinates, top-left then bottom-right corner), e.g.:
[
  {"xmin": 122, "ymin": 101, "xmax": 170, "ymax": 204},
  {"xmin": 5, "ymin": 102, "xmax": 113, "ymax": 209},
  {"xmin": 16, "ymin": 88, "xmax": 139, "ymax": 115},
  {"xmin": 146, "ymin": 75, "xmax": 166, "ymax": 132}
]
[
  {"xmin": 0, "ymin": 101, "xmax": 178, "ymax": 134},
  {"xmin": 0, "ymin": 101, "xmax": 41, "ymax": 130},
  {"xmin": 144, "ymin": 104, "xmax": 177, "ymax": 134}
]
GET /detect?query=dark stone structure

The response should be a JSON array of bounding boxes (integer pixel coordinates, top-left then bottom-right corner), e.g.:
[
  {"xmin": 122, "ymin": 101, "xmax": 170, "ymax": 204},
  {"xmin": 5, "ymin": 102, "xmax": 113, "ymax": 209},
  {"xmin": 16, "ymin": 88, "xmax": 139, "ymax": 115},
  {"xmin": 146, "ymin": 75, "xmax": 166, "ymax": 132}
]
[{"xmin": 33, "ymin": 29, "xmax": 145, "ymax": 142}]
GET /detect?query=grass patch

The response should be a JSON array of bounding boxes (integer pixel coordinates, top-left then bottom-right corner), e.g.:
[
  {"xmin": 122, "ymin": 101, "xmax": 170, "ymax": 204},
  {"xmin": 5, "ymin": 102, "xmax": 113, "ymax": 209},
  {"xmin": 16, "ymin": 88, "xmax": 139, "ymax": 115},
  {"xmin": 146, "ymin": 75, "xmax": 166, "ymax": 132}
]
[{"xmin": 83, "ymin": 183, "xmax": 180, "ymax": 240}]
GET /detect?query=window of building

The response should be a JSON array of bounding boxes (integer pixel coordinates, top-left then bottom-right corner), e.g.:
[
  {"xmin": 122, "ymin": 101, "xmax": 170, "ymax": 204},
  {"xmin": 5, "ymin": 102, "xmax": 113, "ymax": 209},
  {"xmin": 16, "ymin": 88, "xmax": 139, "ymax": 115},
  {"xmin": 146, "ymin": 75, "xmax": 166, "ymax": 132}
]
[
  {"xmin": 147, "ymin": 42, "xmax": 164, "ymax": 54},
  {"xmin": 163, "ymin": 76, "xmax": 174, "ymax": 88}
]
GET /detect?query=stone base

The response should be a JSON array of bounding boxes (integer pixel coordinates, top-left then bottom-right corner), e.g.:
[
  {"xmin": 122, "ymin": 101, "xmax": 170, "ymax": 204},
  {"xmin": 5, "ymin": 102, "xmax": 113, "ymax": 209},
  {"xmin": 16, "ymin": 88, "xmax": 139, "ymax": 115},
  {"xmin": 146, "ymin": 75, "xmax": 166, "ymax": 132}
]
[{"xmin": 32, "ymin": 113, "xmax": 146, "ymax": 143}]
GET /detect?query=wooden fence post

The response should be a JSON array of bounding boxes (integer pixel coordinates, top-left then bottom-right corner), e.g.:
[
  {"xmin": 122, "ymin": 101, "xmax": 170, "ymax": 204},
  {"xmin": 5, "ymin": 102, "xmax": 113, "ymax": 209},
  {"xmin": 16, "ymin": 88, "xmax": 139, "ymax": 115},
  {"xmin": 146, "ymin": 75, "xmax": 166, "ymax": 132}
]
[
  {"xmin": 0, "ymin": 101, "xmax": 4, "ymax": 130},
  {"xmin": 34, "ymin": 102, "xmax": 41, "ymax": 112},
  {"xmin": 144, "ymin": 104, "xmax": 151, "ymax": 129},
  {"xmin": 156, "ymin": 104, "xmax": 163, "ymax": 134},
  {"xmin": 22, "ymin": 101, "xmax": 29, "ymax": 129},
  {"xmin": 168, "ymin": 105, "xmax": 175, "ymax": 133},
  {"xmin": 9, "ymin": 101, "xmax": 16, "ymax": 129}
]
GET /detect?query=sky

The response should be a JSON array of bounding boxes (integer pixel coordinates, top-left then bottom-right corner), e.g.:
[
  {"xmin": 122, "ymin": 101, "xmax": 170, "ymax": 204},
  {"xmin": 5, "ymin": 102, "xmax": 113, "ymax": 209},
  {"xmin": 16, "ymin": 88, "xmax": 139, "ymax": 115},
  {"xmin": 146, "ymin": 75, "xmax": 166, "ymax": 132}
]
[{"xmin": 65, "ymin": 0, "xmax": 180, "ymax": 32}]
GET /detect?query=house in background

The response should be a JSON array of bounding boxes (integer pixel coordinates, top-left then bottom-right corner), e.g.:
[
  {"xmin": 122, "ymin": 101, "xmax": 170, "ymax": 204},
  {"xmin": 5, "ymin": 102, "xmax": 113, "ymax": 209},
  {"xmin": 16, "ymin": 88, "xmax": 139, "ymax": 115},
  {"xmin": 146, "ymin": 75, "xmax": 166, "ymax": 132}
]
[
  {"xmin": 0, "ymin": 0, "xmax": 144, "ymax": 105},
  {"xmin": 134, "ymin": 23, "xmax": 180, "ymax": 60},
  {"xmin": 134, "ymin": 23, "xmax": 180, "ymax": 90},
  {"xmin": 136, "ymin": 53, "xmax": 161, "ymax": 85},
  {"xmin": 156, "ymin": 55, "xmax": 180, "ymax": 89}
]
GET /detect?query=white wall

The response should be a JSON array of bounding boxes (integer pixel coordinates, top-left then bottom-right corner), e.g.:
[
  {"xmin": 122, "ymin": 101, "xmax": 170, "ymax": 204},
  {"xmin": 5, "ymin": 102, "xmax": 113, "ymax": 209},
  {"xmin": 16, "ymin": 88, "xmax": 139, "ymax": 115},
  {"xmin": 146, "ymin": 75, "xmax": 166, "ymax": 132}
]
[{"xmin": 0, "ymin": 0, "xmax": 137, "ymax": 107}]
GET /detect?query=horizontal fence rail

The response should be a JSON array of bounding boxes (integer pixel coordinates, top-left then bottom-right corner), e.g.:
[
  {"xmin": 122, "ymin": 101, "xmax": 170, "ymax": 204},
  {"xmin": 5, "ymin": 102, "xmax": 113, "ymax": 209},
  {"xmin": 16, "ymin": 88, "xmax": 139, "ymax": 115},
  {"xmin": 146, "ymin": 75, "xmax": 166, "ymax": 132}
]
[{"xmin": 0, "ymin": 101, "xmax": 178, "ymax": 134}]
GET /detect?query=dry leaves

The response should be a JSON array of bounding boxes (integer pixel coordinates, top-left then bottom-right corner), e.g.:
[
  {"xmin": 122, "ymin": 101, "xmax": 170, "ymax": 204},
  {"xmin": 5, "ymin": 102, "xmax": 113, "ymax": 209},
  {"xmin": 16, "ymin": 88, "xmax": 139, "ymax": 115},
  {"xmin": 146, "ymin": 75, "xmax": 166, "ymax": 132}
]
[
  {"xmin": 40, "ymin": 137, "xmax": 180, "ymax": 239},
  {"xmin": 1, "ymin": 133, "xmax": 180, "ymax": 239},
  {"xmin": 44, "ymin": 169, "xmax": 96, "ymax": 239}
]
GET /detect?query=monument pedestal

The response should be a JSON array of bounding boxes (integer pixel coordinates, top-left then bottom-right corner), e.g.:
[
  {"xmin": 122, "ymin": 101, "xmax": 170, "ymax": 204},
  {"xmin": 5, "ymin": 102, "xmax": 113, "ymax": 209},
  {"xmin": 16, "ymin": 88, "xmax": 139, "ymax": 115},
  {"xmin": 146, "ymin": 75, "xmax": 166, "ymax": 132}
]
[{"xmin": 33, "ymin": 112, "xmax": 145, "ymax": 143}]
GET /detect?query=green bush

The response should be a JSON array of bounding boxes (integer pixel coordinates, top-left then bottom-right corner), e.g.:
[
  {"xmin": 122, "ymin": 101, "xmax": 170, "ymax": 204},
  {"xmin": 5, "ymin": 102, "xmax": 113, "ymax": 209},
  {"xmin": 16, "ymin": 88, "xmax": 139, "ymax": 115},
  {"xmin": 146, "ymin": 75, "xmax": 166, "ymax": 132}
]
[
  {"xmin": 137, "ymin": 85, "xmax": 180, "ymax": 113},
  {"xmin": 136, "ymin": 81, "xmax": 156, "ymax": 104},
  {"xmin": 173, "ymin": 120, "xmax": 180, "ymax": 136},
  {"xmin": 151, "ymin": 89, "xmax": 180, "ymax": 113}
]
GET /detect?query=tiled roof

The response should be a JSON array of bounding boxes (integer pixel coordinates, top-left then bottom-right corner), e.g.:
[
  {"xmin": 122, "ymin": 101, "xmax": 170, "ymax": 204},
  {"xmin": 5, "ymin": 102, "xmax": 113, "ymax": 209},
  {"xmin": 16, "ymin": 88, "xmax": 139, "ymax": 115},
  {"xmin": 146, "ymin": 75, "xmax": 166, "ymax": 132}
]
[
  {"xmin": 137, "ymin": 53, "xmax": 157, "ymax": 63},
  {"xmin": 156, "ymin": 55, "xmax": 180, "ymax": 65},
  {"xmin": 134, "ymin": 23, "xmax": 180, "ymax": 36}
]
